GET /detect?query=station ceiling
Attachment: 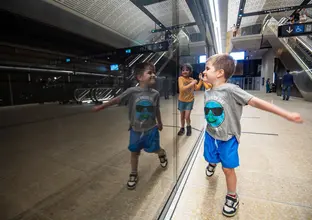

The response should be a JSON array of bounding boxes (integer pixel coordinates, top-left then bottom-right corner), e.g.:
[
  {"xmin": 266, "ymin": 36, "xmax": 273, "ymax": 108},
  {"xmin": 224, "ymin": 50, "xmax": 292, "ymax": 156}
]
[
  {"xmin": 228, "ymin": 0, "xmax": 310, "ymax": 31},
  {"xmin": 1, "ymin": 0, "xmax": 309, "ymax": 55}
]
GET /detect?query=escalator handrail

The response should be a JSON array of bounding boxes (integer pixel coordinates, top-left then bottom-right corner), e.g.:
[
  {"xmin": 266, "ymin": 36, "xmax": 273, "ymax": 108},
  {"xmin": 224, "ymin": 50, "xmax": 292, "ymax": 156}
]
[
  {"xmin": 265, "ymin": 17, "xmax": 312, "ymax": 79},
  {"xmin": 154, "ymin": 51, "xmax": 167, "ymax": 66},
  {"xmin": 296, "ymin": 37, "xmax": 312, "ymax": 54},
  {"xmin": 74, "ymin": 88, "xmax": 90, "ymax": 102},
  {"xmin": 127, "ymin": 34, "xmax": 165, "ymax": 66},
  {"xmin": 129, "ymin": 54, "xmax": 144, "ymax": 67},
  {"xmin": 156, "ymin": 48, "xmax": 177, "ymax": 76}
]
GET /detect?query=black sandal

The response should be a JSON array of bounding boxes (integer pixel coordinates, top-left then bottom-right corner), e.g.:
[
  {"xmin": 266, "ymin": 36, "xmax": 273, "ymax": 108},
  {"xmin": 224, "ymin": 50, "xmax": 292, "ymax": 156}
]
[
  {"xmin": 177, "ymin": 128, "xmax": 185, "ymax": 136},
  {"xmin": 159, "ymin": 154, "xmax": 168, "ymax": 168},
  {"xmin": 127, "ymin": 173, "xmax": 138, "ymax": 190},
  {"xmin": 206, "ymin": 163, "xmax": 216, "ymax": 177}
]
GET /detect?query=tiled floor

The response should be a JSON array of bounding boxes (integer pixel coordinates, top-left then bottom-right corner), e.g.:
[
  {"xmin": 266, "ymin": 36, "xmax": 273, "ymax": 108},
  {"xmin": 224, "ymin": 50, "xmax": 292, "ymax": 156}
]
[
  {"xmin": 0, "ymin": 92, "xmax": 205, "ymax": 220},
  {"xmin": 172, "ymin": 92, "xmax": 312, "ymax": 220},
  {"xmin": 2, "ymin": 92, "xmax": 311, "ymax": 220}
]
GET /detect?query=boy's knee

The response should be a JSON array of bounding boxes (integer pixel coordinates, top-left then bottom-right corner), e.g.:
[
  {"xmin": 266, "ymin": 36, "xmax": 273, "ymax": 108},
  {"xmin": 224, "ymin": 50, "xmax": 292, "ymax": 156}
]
[
  {"xmin": 222, "ymin": 167, "xmax": 235, "ymax": 175},
  {"xmin": 131, "ymin": 152, "xmax": 140, "ymax": 158}
]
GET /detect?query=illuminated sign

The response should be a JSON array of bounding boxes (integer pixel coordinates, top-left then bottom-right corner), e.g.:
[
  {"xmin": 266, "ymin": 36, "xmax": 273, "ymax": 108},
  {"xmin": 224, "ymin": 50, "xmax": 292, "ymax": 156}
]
[{"xmin": 278, "ymin": 22, "xmax": 312, "ymax": 37}]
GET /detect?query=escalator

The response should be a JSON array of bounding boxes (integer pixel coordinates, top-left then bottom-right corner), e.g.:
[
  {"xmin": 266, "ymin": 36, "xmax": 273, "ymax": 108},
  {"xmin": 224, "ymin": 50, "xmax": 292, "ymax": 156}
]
[
  {"xmin": 262, "ymin": 16, "xmax": 312, "ymax": 101},
  {"xmin": 76, "ymin": 37, "xmax": 178, "ymax": 104}
]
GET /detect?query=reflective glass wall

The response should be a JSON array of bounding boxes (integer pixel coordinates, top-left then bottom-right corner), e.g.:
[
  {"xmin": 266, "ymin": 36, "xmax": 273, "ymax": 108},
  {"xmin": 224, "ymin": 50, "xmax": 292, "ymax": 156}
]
[{"xmin": 0, "ymin": 1, "xmax": 206, "ymax": 219}]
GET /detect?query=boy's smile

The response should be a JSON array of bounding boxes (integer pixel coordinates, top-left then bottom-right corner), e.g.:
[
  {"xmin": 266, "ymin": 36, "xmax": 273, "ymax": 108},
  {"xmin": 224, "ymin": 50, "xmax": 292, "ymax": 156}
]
[{"xmin": 138, "ymin": 67, "xmax": 156, "ymax": 86}]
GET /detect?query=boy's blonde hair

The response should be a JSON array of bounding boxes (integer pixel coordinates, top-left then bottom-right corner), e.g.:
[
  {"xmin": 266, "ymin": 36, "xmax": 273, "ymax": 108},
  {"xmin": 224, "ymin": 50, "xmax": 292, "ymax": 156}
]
[{"xmin": 207, "ymin": 54, "xmax": 236, "ymax": 80}]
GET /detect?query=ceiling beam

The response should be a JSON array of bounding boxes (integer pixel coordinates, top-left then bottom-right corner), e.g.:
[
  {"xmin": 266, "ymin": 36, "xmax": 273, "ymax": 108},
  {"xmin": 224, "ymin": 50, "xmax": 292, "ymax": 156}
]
[
  {"xmin": 185, "ymin": 0, "xmax": 214, "ymax": 50},
  {"xmin": 243, "ymin": 3, "xmax": 312, "ymax": 17},
  {"xmin": 151, "ymin": 22, "xmax": 197, "ymax": 33},
  {"xmin": 130, "ymin": 0, "xmax": 167, "ymax": 6},
  {"xmin": 236, "ymin": 0, "xmax": 246, "ymax": 28},
  {"xmin": 130, "ymin": 0, "xmax": 170, "ymax": 33}
]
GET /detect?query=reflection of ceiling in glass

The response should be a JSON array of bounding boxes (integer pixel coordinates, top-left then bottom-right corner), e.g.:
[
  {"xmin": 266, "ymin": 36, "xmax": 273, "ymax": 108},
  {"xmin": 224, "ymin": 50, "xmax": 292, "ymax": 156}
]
[
  {"xmin": 228, "ymin": 0, "xmax": 304, "ymax": 30},
  {"xmin": 144, "ymin": 0, "xmax": 199, "ymax": 34},
  {"xmin": 50, "ymin": 0, "xmax": 154, "ymax": 42},
  {"xmin": 48, "ymin": 0, "xmax": 198, "ymax": 43}
]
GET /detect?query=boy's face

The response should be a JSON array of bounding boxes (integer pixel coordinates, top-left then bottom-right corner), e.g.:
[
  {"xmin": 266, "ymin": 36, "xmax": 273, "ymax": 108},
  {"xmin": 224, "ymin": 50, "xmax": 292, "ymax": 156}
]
[
  {"xmin": 203, "ymin": 61, "xmax": 224, "ymax": 83},
  {"xmin": 137, "ymin": 66, "xmax": 156, "ymax": 85},
  {"xmin": 181, "ymin": 66, "xmax": 191, "ymax": 77}
]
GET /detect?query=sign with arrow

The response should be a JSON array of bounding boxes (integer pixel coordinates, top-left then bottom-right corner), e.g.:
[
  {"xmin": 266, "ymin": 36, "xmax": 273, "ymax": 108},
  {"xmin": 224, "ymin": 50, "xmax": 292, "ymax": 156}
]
[
  {"xmin": 286, "ymin": 26, "xmax": 293, "ymax": 34},
  {"xmin": 278, "ymin": 22, "xmax": 312, "ymax": 37}
]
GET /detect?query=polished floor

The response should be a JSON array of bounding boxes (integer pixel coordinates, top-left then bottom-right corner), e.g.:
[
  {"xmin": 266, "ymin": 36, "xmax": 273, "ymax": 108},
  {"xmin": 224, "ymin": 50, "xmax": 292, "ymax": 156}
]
[
  {"xmin": 172, "ymin": 92, "xmax": 312, "ymax": 220},
  {"xmin": 1, "ymin": 92, "xmax": 312, "ymax": 220},
  {"xmin": 0, "ymin": 92, "xmax": 205, "ymax": 220}
]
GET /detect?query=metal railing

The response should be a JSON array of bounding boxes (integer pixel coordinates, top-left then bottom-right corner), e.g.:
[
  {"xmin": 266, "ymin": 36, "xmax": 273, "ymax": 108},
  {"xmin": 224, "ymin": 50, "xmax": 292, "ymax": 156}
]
[{"xmin": 74, "ymin": 87, "xmax": 122, "ymax": 103}]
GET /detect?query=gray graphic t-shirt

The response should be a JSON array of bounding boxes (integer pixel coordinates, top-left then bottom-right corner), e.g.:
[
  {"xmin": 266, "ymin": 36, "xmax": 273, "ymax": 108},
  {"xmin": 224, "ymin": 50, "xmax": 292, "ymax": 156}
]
[
  {"xmin": 118, "ymin": 86, "xmax": 160, "ymax": 132},
  {"xmin": 204, "ymin": 83, "xmax": 254, "ymax": 142}
]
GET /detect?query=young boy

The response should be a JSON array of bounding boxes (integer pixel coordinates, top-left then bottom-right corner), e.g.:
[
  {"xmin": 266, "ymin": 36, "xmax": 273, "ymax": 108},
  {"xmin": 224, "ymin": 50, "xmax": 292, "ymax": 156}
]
[
  {"xmin": 93, "ymin": 62, "xmax": 168, "ymax": 190},
  {"xmin": 200, "ymin": 54, "xmax": 303, "ymax": 217}
]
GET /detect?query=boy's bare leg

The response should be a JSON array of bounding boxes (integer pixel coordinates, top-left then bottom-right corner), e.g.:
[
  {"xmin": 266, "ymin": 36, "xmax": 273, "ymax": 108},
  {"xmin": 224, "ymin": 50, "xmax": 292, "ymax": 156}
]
[
  {"xmin": 128, "ymin": 152, "xmax": 140, "ymax": 190},
  {"xmin": 222, "ymin": 167, "xmax": 239, "ymax": 217},
  {"xmin": 154, "ymin": 148, "xmax": 165, "ymax": 156},
  {"xmin": 222, "ymin": 167, "xmax": 237, "ymax": 196},
  {"xmin": 130, "ymin": 152, "xmax": 140, "ymax": 173}
]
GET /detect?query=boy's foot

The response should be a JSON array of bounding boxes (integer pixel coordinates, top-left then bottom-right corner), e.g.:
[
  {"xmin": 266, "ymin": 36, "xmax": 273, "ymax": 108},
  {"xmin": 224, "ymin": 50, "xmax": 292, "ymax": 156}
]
[
  {"xmin": 159, "ymin": 152, "xmax": 168, "ymax": 168},
  {"xmin": 206, "ymin": 163, "xmax": 216, "ymax": 177},
  {"xmin": 222, "ymin": 194, "xmax": 239, "ymax": 217},
  {"xmin": 177, "ymin": 128, "xmax": 185, "ymax": 136},
  {"xmin": 186, "ymin": 125, "xmax": 192, "ymax": 136},
  {"xmin": 127, "ymin": 173, "xmax": 138, "ymax": 190}
]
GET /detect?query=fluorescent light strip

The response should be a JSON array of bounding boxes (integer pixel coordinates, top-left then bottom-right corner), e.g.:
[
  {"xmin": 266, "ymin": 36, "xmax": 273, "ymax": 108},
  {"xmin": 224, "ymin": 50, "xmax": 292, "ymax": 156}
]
[{"xmin": 209, "ymin": 0, "xmax": 222, "ymax": 53}]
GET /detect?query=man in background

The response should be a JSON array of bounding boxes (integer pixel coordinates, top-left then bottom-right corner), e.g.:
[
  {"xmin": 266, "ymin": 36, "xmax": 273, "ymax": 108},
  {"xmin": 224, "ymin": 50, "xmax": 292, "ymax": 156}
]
[{"xmin": 282, "ymin": 70, "xmax": 294, "ymax": 101}]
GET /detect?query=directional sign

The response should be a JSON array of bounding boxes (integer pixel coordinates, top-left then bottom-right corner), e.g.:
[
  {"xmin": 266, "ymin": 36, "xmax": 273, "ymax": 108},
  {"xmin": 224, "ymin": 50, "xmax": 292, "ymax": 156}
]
[{"xmin": 278, "ymin": 22, "xmax": 312, "ymax": 37}]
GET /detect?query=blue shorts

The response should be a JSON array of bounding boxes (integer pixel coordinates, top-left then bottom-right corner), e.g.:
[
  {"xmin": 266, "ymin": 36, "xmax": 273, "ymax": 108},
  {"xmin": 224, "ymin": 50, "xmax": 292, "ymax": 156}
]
[
  {"xmin": 128, "ymin": 126, "xmax": 160, "ymax": 153},
  {"xmin": 203, "ymin": 132, "xmax": 239, "ymax": 168},
  {"xmin": 178, "ymin": 100, "xmax": 194, "ymax": 111}
]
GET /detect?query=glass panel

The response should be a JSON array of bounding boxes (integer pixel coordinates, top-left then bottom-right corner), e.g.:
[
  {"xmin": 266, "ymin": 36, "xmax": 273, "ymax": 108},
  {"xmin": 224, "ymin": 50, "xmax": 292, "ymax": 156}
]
[{"xmin": 0, "ymin": 1, "xmax": 180, "ymax": 219}]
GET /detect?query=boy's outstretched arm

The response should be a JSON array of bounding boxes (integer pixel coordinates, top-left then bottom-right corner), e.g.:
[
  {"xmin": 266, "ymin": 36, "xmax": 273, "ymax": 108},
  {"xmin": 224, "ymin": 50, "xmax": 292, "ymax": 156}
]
[
  {"xmin": 248, "ymin": 97, "xmax": 303, "ymax": 123},
  {"xmin": 93, "ymin": 97, "xmax": 121, "ymax": 112}
]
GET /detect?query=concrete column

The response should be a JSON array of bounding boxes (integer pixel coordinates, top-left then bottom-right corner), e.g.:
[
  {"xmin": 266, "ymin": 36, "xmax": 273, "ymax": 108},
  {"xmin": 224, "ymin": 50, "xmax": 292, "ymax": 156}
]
[{"xmin": 260, "ymin": 49, "xmax": 274, "ymax": 92}]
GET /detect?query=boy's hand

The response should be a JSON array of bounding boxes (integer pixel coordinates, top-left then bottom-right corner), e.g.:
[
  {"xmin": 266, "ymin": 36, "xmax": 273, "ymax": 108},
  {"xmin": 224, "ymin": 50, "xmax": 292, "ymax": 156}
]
[
  {"xmin": 157, "ymin": 123, "xmax": 163, "ymax": 131},
  {"xmin": 286, "ymin": 112, "xmax": 303, "ymax": 123},
  {"xmin": 192, "ymin": 79, "xmax": 198, "ymax": 85},
  {"xmin": 199, "ymin": 73, "xmax": 203, "ymax": 80}
]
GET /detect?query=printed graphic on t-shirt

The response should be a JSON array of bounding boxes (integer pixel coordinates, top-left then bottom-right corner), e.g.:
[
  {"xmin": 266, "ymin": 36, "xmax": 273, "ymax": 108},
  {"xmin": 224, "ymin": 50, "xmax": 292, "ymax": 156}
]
[
  {"xmin": 135, "ymin": 96, "xmax": 155, "ymax": 122},
  {"xmin": 204, "ymin": 100, "xmax": 225, "ymax": 128}
]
